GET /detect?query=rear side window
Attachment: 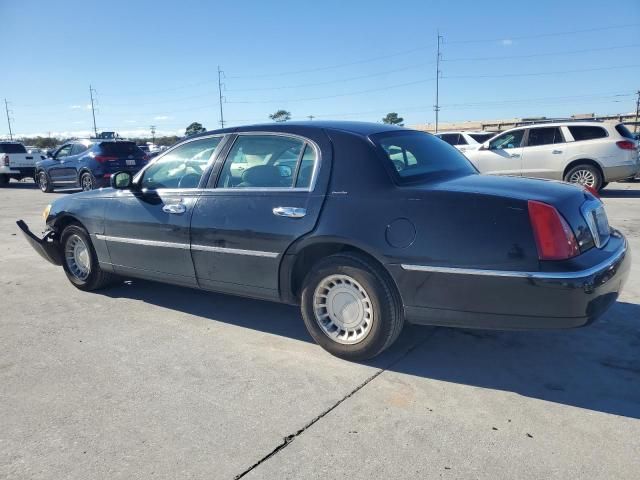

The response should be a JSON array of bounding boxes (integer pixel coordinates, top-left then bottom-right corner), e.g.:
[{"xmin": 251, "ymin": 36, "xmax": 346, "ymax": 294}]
[
  {"xmin": 71, "ymin": 143, "xmax": 90, "ymax": 155},
  {"xmin": 568, "ymin": 126, "xmax": 607, "ymax": 141},
  {"xmin": 526, "ymin": 127, "xmax": 564, "ymax": 147},
  {"xmin": 98, "ymin": 141, "xmax": 144, "ymax": 157},
  {"xmin": 439, "ymin": 133, "xmax": 460, "ymax": 146},
  {"xmin": 615, "ymin": 124, "xmax": 635, "ymax": 139},
  {"xmin": 0, "ymin": 143, "xmax": 27, "ymax": 154},
  {"xmin": 372, "ymin": 131, "xmax": 476, "ymax": 182}
]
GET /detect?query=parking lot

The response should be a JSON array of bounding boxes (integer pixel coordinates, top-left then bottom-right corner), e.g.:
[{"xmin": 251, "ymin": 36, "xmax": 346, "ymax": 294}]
[{"xmin": 1, "ymin": 181, "xmax": 639, "ymax": 479}]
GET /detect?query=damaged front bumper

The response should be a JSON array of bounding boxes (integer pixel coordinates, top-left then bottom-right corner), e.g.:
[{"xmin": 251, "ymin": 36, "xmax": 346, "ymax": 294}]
[{"xmin": 16, "ymin": 220, "xmax": 62, "ymax": 266}]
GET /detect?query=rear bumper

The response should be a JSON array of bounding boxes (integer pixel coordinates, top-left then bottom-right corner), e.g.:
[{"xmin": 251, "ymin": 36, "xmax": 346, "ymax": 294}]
[
  {"xmin": 603, "ymin": 163, "xmax": 640, "ymax": 182},
  {"xmin": 391, "ymin": 231, "xmax": 630, "ymax": 330},
  {"xmin": 16, "ymin": 220, "xmax": 62, "ymax": 266}
]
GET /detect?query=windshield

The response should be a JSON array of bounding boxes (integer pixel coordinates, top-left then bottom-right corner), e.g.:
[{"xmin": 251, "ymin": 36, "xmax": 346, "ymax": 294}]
[
  {"xmin": 469, "ymin": 133, "xmax": 494, "ymax": 143},
  {"xmin": 372, "ymin": 130, "xmax": 477, "ymax": 183},
  {"xmin": 0, "ymin": 143, "xmax": 27, "ymax": 154}
]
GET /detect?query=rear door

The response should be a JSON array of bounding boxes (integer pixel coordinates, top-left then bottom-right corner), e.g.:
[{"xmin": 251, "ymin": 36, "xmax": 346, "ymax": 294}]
[
  {"xmin": 102, "ymin": 135, "xmax": 225, "ymax": 286},
  {"xmin": 520, "ymin": 126, "xmax": 567, "ymax": 180},
  {"xmin": 470, "ymin": 129, "xmax": 525, "ymax": 175},
  {"xmin": 190, "ymin": 133, "xmax": 325, "ymax": 301}
]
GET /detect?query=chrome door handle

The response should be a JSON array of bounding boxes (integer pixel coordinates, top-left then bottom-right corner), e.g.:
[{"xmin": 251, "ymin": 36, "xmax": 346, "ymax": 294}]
[
  {"xmin": 273, "ymin": 206, "xmax": 306, "ymax": 218},
  {"xmin": 162, "ymin": 203, "xmax": 186, "ymax": 214},
  {"xmin": 552, "ymin": 150, "xmax": 563, "ymax": 154},
  {"xmin": 510, "ymin": 154, "xmax": 520, "ymax": 158}
]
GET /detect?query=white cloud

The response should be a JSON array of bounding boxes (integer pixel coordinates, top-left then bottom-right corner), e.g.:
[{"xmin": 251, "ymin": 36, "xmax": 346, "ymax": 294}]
[
  {"xmin": 501, "ymin": 39, "xmax": 513, "ymax": 46},
  {"xmin": 124, "ymin": 120, "xmax": 137, "ymax": 124},
  {"xmin": 69, "ymin": 104, "xmax": 92, "ymax": 110},
  {"xmin": 154, "ymin": 115, "xmax": 171, "ymax": 120}
]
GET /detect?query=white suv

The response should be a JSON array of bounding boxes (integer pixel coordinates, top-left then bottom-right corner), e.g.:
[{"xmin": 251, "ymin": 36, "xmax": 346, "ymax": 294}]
[
  {"xmin": 436, "ymin": 131, "xmax": 496, "ymax": 153},
  {"xmin": 463, "ymin": 121, "xmax": 639, "ymax": 190}
]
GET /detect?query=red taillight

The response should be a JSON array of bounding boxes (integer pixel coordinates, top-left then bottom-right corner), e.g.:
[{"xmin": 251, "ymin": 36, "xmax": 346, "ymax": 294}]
[
  {"xmin": 616, "ymin": 140, "xmax": 636, "ymax": 150},
  {"xmin": 94, "ymin": 155, "xmax": 119, "ymax": 163},
  {"xmin": 103, "ymin": 173, "xmax": 112, "ymax": 178},
  {"xmin": 2, "ymin": 154, "xmax": 8, "ymax": 166},
  {"xmin": 528, "ymin": 200, "xmax": 579, "ymax": 261},
  {"xmin": 584, "ymin": 185, "xmax": 600, "ymax": 199},
  {"xmin": 142, "ymin": 154, "xmax": 149, "ymax": 161}
]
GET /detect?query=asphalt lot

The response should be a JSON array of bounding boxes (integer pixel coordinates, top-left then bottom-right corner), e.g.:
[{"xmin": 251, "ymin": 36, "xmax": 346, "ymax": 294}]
[{"xmin": 1, "ymin": 180, "xmax": 639, "ymax": 479}]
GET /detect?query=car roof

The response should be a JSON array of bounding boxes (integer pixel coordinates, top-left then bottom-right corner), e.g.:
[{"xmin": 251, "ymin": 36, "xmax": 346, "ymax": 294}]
[
  {"xmin": 192, "ymin": 120, "xmax": 407, "ymax": 139},
  {"xmin": 438, "ymin": 130, "xmax": 495, "ymax": 135},
  {"xmin": 507, "ymin": 121, "xmax": 614, "ymax": 130}
]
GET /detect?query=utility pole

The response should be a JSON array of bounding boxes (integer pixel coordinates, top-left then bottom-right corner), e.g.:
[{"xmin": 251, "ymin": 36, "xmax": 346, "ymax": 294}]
[
  {"xmin": 434, "ymin": 31, "xmax": 443, "ymax": 133},
  {"xmin": 217, "ymin": 66, "xmax": 225, "ymax": 128},
  {"xmin": 150, "ymin": 125, "xmax": 156, "ymax": 145},
  {"xmin": 307, "ymin": 115, "xmax": 315, "ymax": 121},
  {"xmin": 4, "ymin": 99, "xmax": 13, "ymax": 141},
  {"xmin": 634, "ymin": 90, "xmax": 640, "ymax": 133},
  {"xmin": 89, "ymin": 85, "xmax": 98, "ymax": 138}
]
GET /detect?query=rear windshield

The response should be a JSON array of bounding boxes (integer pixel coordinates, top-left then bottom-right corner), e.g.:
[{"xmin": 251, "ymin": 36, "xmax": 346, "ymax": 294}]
[
  {"xmin": 615, "ymin": 124, "xmax": 635, "ymax": 139},
  {"xmin": 0, "ymin": 143, "xmax": 27, "ymax": 154},
  {"xmin": 469, "ymin": 133, "xmax": 494, "ymax": 143},
  {"xmin": 568, "ymin": 126, "xmax": 607, "ymax": 141},
  {"xmin": 98, "ymin": 141, "xmax": 144, "ymax": 156},
  {"xmin": 372, "ymin": 131, "xmax": 477, "ymax": 183}
]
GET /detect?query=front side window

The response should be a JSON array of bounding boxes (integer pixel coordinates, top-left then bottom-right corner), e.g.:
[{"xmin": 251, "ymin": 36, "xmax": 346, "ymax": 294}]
[
  {"xmin": 373, "ymin": 131, "xmax": 476, "ymax": 182},
  {"xmin": 140, "ymin": 136, "xmax": 221, "ymax": 189},
  {"xmin": 55, "ymin": 145, "xmax": 73, "ymax": 158},
  {"xmin": 568, "ymin": 126, "xmax": 607, "ymax": 141},
  {"xmin": 469, "ymin": 133, "xmax": 494, "ymax": 143},
  {"xmin": 489, "ymin": 129, "xmax": 525, "ymax": 150},
  {"xmin": 526, "ymin": 127, "xmax": 564, "ymax": 147},
  {"xmin": 216, "ymin": 135, "xmax": 316, "ymax": 189}
]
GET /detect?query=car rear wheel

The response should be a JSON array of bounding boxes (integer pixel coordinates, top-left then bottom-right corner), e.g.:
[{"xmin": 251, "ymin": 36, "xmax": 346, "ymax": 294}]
[
  {"xmin": 300, "ymin": 252, "xmax": 404, "ymax": 360},
  {"xmin": 564, "ymin": 164, "xmax": 603, "ymax": 191},
  {"xmin": 80, "ymin": 172, "xmax": 95, "ymax": 191},
  {"xmin": 60, "ymin": 224, "xmax": 117, "ymax": 291},
  {"xmin": 37, "ymin": 171, "xmax": 53, "ymax": 193}
]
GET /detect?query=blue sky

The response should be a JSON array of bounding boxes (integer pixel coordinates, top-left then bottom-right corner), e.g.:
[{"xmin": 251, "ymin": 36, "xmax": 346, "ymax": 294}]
[{"xmin": 1, "ymin": 0, "xmax": 639, "ymax": 138}]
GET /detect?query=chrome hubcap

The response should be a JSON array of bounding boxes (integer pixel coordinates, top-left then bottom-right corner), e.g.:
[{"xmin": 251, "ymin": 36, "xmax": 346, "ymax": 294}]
[
  {"xmin": 569, "ymin": 169, "xmax": 596, "ymax": 188},
  {"xmin": 81, "ymin": 175, "xmax": 93, "ymax": 191},
  {"xmin": 313, "ymin": 274, "xmax": 374, "ymax": 345},
  {"xmin": 39, "ymin": 173, "xmax": 48, "ymax": 190},
  {"xmin": 65, "ymin": 234, "xmax": 91, "ymax": 280}
]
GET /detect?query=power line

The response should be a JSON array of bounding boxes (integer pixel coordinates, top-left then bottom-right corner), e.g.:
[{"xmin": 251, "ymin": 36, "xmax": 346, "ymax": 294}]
[
  {"xmin": 445, "ymin": 23, "xmax": 640, "ymax": 45},
  {"xmin": 443, "ymin": 43, "xmax": 640, "ymax": 62},
  {"xmin": 444, "ymin": 64, "xmax": 640, "ymax": 80}
]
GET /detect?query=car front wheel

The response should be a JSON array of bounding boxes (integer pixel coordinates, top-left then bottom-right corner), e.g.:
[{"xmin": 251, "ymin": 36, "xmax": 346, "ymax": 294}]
[
  {"xmin": 300, "ymin": 252, "xmax": 404, "ymax": 360},
  {"xmin": 37, "ymin": 171, "xmax": 53, "ymax": 192},
  {"xmin": 60, "ymin": 224, "xmax": 116, "ymax": 291}
]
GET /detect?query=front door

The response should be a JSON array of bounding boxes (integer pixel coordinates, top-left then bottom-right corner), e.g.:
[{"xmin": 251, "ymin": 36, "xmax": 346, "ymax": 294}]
[
  {"xmin": 520, "ymin": 126, "xmax": 567, "ymax": 180},
  {"xmin": 48, "ymin": 144, "xmax": 77, "ymax": 185},
  {"xmin": 471, "ymin": 129, "xmax": 525, "ymax": 176},
  {"xmin": 190, "ymin": 133, "xmax": 325, "ymax": 301},
  {"xmin": 102, "ymin": 135, "xmax": 224, "ymax": 286}
]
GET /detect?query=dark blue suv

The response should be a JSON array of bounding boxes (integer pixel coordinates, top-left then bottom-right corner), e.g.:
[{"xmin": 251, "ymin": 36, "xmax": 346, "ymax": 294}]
[{"xmin": 35, "ymin": 140, "xmax": 148, "ymax": 193}]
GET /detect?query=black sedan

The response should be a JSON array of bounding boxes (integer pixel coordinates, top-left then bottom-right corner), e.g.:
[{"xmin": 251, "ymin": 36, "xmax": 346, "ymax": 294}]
[{"xmin": 17, "ymin": 121, "xmax": 630, "ymax": 360}]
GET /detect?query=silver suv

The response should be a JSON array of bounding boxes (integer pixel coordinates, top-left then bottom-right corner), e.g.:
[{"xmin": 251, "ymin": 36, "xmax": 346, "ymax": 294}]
[{"xmin": 463, "ymin": 121, "xmax": 639, "ymax": 190}]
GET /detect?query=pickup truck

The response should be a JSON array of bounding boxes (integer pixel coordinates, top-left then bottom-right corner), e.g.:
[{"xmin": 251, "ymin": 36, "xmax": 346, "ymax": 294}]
[{"xmin": 0, "ymin": 142, "xmax": 38, "ymax": 186}]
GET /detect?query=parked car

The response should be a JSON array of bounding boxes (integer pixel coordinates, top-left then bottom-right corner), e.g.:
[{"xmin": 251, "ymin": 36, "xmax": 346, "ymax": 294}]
[
  {"xmin": 17, "ymin": 121, "xmax": 630, "ymax": 360},
  {"xmin": 35, "ymin": 139, "xmax": 148, "ymax": 192},
  {"xmin": 436, "ymin": 131, "xmax": 496, "ymax": 153},
  {"xmin": 463, "ymin": 121, "xmax": 639, "ymax": 190},
  {"xmin": 25, "ymin": 146, "xmax": 47, "ymax": 159},
  {"xmin": 0, "ymin": 141, "xmax": 37, "ymax": 186}
]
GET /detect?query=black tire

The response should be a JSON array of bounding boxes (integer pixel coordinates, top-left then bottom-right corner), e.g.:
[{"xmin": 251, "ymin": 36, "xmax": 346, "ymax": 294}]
[
  {"xmin": 60, "ymin": 224, "xmax": 117, "ymax": 291},
  {"xmin": 37, "ymin": 171, "xmax": 53, "ymax": 193},
  {"xmin": 0, "ymin": 174, "xmax": 8, "ymax": 187},
  {"xmin": 80, "ymin": 172, "xmax": 95, "ymax": 191},
  {"xmin": 300, "ymin": 252, "xmax": 404, "ymax": 361},
  {"xmin": 564, "ymin": 164, "xmax": 603, "ymax": 191},
  {"xmin": 601, "ymin": 182, "xmax": 609, "ymax": 190}
]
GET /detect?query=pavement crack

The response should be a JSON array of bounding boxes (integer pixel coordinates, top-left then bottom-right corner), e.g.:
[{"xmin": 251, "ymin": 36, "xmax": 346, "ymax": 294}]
[{"xmin": 233, "ymin": 329, "xmax": 436, "ymax": 479}]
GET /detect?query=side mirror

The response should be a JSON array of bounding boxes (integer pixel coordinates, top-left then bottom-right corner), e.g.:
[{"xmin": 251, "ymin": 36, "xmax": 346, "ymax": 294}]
[
  {"xmin": 479, "ymin": 143, "xmax": 489, "ymax": 151},
  {"xmin": 111, "ymin": 171, "xmax": 133, "ymax": 189}
]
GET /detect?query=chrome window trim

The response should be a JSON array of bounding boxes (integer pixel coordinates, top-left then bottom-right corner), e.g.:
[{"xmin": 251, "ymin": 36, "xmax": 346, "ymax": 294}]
[
  {"xmin": 95, "ymin": 234, "xmax": 278, "ymax": 258},
  {"xmin": 211, "ymin": 131, "xmax": 322, "ymax": 192},
  {"xmin": 400, "ymin": 241, "xmax": 626, "ymax": 280}
]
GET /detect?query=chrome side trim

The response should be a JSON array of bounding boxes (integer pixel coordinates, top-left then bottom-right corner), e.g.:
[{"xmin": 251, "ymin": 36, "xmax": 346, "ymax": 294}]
[
  {"xmin": 191, "ymin": 244, "xmax": 279, "ymax": 258},
  {"xmin": 400, "ymin": 241, "xmax": 627, "ymax": 280},
  {"xmin": 95, "ymin": 234, "xmax": 190, "ymax": 250},
  {"xmin": 95, "ymin": 234, "xmax": 279, "ymax": 258}
]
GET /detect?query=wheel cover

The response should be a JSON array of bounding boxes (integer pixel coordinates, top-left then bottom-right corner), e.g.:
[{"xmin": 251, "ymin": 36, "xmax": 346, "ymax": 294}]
[
  {"xmin": 313, "ymin": 274, "xmax": 374, "ymax": 345},
  {"xmin": 65, "ymin": 234, "xmax": 91, "ymax": 280},
  {"xmin": 81, "ymin": 174, "xmax": 93, "ymax": 191},
  {"xmin": 39, "ymin": 172, "xmax": 48, "ymax": 191},
  {"xmin": 569, "ymin": 169, "xmax": 596, "ymax": 187}
]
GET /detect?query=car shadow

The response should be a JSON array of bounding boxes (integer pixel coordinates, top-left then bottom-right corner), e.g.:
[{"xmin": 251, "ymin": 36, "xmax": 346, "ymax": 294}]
[
  {"xmin": 2, "ymin": 181, "xmax": 38, "ymax": 189},
  {"xmin": 101, "ymin": 279, "xmax": 640, "ymax": 419},
  {"xmin": 601, "ymin": 186, "xmax": 640, "ymax": 198}
]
